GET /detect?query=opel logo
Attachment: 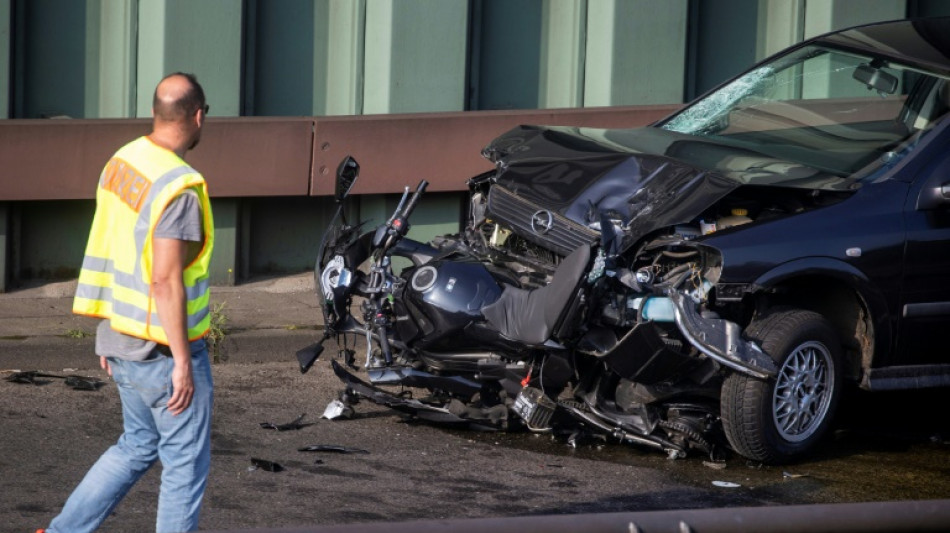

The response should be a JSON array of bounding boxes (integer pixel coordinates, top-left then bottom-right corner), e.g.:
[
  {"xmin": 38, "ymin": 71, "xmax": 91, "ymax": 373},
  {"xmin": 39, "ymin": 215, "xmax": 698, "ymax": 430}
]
[{"xmin": 530, "ymin": 210, "xmax": 554, "ymax": 235}]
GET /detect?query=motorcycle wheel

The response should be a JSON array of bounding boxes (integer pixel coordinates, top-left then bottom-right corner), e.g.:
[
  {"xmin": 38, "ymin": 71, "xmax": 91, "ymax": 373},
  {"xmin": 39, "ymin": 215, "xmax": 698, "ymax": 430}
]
[{"xmin": 721, "ymin": 308, "xmax": 841, "ymax": 464}]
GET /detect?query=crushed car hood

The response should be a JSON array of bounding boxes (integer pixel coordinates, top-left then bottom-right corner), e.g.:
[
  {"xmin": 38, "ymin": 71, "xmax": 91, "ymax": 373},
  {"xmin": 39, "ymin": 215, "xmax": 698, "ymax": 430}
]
[{"xmin": 482, "ymin": 125, "xmax": 853, "ymax": 245}]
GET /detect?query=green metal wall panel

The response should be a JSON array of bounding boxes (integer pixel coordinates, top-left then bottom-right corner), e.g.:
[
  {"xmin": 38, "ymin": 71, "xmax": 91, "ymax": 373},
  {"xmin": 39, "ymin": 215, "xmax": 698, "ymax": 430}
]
[
  {"xmin": 91, "ymin": 0, "xmax": 137, "ymax": 118},
  {"xmin": 538, "ymin": 0, "xmax": 586, "ymax": 108},
  {"xmin": 364, "ymin": 0, "xmax": 468, "ymax": 113},
  {"xmin": 137, "ymin": 0, "xmax": 242, "ymax": 117},
  {"xmin": 164, "ymin": 0, "xmax": 242, "ymax": 117},
  {"xmin": 470, "ymin": 0, "xmax": 543, "ymax": 110},
  {"xmin": 0, "ymin": 0, "xmax": 9, "ymax": 119},
  {"xmin": 247, "ymin": 196, "xmax": 336, "ymax": 274},
  {"xmin": 14, "ymin": 0, "xmax": 86, "ymax": 118},
  {"xmin": 210, "ymin": 198, "xmax": 239, "ymax": 286},
  {"xmin": 585, "ymin": 0, "xmax": 688, "ymax": 106},
  {"xmin": 0, "ymin": 203, "xmax": 8, "ymax": 291},
  {"xmin": 321, "ymin": 0, "xmax": 365, "ymax": 115},
  {"xmin": 803, "ymin": 0, "xmax": 905, "ymax": 39},
  {"xmin": 135, "ymin": 0, "xmax": 166, "ymax": 117},
  {"xmin": 16, "ymin": 201, "xmax": 94, "ymax": 279},
  {"xmin": 686, "ymin": 0, "xmax": 759, "ymax": 101},
  {"xmin": 246, "ymin": 0, "xmax": 315, "ymax": 116}
]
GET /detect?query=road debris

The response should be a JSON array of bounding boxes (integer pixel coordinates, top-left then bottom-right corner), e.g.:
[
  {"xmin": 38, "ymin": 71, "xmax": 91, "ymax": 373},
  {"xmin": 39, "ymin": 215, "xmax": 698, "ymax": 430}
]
[
  {"xmin": 4, "ymin": 370, "xmax": 106, "ymax": 390},
  {"xmin": 298, "ymin": 444, "xmax": 369, "ymax": 454},
  {"xmin": 321, "ymin": 399, "xmax": 354, "ymax": 420},
  {"xmin": 783, "ymin": 471, "xmax": 811, "ymax": 479},
  {"xmin": 259, "ymin": 413, "xmax": 311, "ymax": 431},
  {"xmin": 712, "ymin": 481, "xmax": 741, "ymax": 488},
  {"xmin": 250, "ymin": 458, "xmax": 284, "ymax": 472}
]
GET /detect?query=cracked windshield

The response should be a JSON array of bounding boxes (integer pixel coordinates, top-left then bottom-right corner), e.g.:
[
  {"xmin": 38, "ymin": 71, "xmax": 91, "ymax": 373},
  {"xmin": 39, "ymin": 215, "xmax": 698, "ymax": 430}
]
[{"xmin": 663, "ymin": 45, "xmax": 950, "ymax": 181}]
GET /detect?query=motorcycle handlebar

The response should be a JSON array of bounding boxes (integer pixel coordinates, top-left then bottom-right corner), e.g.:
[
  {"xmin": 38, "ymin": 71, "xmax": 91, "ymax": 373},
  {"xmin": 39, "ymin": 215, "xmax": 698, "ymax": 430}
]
[
  {"xmin": 386, "ymin": 187, "xmax": 410, "ymax": 227},
  {"xmin": 400, "ymin": 180, "xmax": 428, "ymax": 220}
]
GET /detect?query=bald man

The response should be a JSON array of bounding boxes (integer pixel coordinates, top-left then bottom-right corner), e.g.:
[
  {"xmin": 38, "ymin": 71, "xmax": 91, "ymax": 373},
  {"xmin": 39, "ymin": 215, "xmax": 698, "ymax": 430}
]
[{"xmin": 44, "ymin": 73, "xmax": 215, "ymax": 533}]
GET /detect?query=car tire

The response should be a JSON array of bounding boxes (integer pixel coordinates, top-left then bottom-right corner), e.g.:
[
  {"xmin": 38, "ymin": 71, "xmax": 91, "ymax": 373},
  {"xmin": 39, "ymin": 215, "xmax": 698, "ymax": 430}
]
[{"xmin": 721, "ymin": 308, "xmax": 842, "ymax": 464}]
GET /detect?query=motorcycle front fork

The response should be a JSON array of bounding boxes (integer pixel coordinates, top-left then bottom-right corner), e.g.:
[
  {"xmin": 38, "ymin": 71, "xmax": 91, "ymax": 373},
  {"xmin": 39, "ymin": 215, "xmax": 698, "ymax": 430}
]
[{"xmin": 362, "ymin": 297, "xmax": 395, "ymax": 367}]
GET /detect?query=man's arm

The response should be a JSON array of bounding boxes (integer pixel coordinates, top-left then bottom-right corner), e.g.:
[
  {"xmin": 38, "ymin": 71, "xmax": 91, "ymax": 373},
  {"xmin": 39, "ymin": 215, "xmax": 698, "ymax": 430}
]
[{"xmin": 152, "ymin": 236, "xmax": 194, "ymax": 415}]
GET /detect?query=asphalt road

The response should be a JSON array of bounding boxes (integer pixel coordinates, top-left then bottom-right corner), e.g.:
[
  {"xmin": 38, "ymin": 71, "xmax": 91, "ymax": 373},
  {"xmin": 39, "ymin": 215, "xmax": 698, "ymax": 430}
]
[{"xmin": 4, "ymin": 341, "xmax": 950, "ymax": 532}]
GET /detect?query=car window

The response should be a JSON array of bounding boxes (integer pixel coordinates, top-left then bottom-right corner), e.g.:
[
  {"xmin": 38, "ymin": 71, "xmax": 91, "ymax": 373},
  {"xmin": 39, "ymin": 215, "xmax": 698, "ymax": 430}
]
[{"xmin": 663, "ymin": 45, "xmax": 950, "ymax": 181}]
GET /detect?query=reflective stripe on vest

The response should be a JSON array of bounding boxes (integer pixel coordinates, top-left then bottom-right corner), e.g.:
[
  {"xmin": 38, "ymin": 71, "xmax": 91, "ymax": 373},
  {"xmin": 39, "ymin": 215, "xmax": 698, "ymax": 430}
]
[
  {"xmin": 74, "ymin": 256, "xmax": 211, "ymax": 332},
  {"xmin": 73, "ymin": 137, "xmax": 214, "ymax": 344}
]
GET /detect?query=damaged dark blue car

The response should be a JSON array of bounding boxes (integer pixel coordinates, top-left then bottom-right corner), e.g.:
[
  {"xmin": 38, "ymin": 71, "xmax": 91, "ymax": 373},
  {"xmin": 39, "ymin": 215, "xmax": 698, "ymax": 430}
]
[{"xmin": 310, "ymin": 18, "xmax": 950, "ymax": 464}]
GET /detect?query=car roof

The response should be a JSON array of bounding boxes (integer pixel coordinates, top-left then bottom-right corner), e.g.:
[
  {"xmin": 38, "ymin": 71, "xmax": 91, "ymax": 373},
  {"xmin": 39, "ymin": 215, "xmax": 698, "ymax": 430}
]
[{"xmin": 816, "ymin": 17, "xmax": 950, "ymax": 75}]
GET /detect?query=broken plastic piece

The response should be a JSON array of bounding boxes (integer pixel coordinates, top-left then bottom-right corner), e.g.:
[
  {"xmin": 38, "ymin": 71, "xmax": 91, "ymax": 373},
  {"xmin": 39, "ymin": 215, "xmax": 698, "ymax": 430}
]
[
  {"xmin": 330, "ymin": 360, "xmax": 501, "ymax": 429},
  {"xmin": 321, "ymin": 399, "xmax": 354, "ymax": 420},
  {"xmin": 65, "ymin": 375, "xmax": 106, "ymax": 390},
  {"xmin": 5, "ymin": 371, "xmax": 60, "ymax": 385},
  {"xmin": 250, "ymin": 457, "xmax": 284, "ymax": 472},
  {"xmin": 296, "ymin": 339, "xmax": 325, "ymax": 374},
  {"xmin": 712, "ymin": 480, "xmax": 741, "ymax": 488},
  {"xmin": 782, "ymin": 471, "xmax": 810, "ymax": 479},
  {"xmin": 298, "ymin": 444, "xmax": 369, "ymax": 454},
  {"xmin": 5, "ymin": 371, "xmax": 106, "ymax": 390},
  {"xmin": 259, "ymin": 413, "xmax": 311, "ymax": 431}
]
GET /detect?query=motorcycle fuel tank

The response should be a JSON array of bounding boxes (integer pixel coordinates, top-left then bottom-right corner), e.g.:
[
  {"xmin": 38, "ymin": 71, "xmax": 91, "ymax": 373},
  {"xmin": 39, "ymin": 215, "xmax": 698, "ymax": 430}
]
[{"xmin": 401, "ymin": 260, "xmax": 503, "ymax": 350}]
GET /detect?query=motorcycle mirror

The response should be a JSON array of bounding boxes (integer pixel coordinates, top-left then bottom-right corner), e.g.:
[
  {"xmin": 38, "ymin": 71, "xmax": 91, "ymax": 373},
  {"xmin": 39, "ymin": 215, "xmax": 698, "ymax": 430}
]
[{"xmin": 335, "ymin": 156, "xmax": 360, "ymax": 203}]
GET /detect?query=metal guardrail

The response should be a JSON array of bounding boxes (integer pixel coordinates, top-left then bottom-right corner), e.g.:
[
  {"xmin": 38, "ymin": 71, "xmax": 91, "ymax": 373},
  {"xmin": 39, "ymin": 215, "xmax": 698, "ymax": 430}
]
[
  {"xmin": 0, "ymin": 105, "xmax": 679, "ymax": 200},
  {"xmin": 204, "ymin": 499, "xmax": 950, "ymax": 533}
]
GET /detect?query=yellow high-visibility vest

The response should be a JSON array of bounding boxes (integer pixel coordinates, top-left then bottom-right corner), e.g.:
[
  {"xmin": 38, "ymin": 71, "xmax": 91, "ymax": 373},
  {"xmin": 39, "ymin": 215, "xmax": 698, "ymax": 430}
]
[{"xmin": 73, "ymin": 136, "xmax": 215, "ymax": 344}]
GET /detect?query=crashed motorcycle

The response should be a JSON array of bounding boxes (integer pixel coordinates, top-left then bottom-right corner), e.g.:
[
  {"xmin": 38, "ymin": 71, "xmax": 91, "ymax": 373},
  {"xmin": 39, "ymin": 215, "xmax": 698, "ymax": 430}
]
[{"xmin": 297, "ymin": 155, "xmax": 778, "ymax": 461}]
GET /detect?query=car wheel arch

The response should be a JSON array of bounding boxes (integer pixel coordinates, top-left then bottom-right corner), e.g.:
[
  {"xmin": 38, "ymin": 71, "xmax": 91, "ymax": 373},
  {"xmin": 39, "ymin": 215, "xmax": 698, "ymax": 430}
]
[{"xmin": 743, "ymin": 258, "xmax": 889, "ymax": 384}]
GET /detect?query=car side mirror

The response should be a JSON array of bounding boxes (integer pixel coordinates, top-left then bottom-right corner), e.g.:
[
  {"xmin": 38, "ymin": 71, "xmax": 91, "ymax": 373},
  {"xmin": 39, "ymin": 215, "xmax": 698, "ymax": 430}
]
[
  {"xmin": 917, "ymin": 182, "xmax": 950, "ymax": 210},
  {"xmin": 335, "ymin": 156, "xmax": 360, "ymax": 203},
  {"xmin": 853, "ymin": 63, "xmax": 898, "ymax": 95}
]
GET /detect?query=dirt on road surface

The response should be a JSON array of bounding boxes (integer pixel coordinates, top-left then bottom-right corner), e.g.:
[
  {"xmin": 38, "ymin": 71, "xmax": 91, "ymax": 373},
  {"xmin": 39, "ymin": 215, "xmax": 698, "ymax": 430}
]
[{"xmin": 3, "ymin": 343, "xmax": 950, "ymax": 532}]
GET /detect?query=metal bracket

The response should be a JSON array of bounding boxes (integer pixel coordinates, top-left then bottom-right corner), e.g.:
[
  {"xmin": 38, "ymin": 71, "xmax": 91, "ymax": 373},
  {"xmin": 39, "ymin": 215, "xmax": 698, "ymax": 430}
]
[{"xmin": 670, "ymin": 291, "xmax": 777, "ymax": 380}]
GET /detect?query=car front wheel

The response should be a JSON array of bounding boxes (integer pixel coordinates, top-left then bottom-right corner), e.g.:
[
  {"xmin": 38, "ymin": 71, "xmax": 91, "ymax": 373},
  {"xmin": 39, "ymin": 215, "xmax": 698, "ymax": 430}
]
[{"xmin": 721, "ymin": 308, "xmax": 842, "ymax": 464}]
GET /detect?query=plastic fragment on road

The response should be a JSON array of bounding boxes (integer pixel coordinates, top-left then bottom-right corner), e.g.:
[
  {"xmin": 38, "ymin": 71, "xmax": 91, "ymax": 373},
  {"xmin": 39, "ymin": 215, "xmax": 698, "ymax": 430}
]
[
  {"xmin": 321, "ymin": 399, "xmax": 354, "ymax": 420},
  {"xmin": 712, "ymin": 480, "xmax": 741, "ymax": 488},
  {"xmin": 783, "ymin": 471, "xmax": 810, "ymax": 479},
  {"xmin": 250, "ymin": 457, "xmax": 284, "ymax": 472},
  {"xmin": 298, "ymin": 444, "xmax": 369, "ymax": 454},
  {"xmin": 259, "ymin": 413, "xmax": 311, "ymax": 431},
  {"xmin": 4, "ymin": 370, "xmax": 105, "ymax": 390}
]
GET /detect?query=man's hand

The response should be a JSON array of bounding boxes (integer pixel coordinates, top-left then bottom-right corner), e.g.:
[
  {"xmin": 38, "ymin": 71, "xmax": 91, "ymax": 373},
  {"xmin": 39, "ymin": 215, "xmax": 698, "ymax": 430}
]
[
  {"xmin": 100, "ymin": 356, "xmax": 112, "ymax": 376},
  {"xmin": 167, "ymin": 357, "xmax": 195, "ymax": 415}
]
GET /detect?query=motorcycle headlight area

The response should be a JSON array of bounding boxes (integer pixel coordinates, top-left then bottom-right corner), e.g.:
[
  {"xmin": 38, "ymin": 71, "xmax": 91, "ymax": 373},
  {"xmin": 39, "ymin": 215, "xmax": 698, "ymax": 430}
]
[{"xmin": 321, "ymin": 255, "xmax": 352, "ymax": 299}]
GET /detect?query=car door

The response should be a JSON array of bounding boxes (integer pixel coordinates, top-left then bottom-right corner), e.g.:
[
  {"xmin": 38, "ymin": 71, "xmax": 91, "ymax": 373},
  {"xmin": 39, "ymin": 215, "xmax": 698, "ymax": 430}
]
[{"xmin": 897, "ymin": 141, "xmax": 950, "ymax": 367}]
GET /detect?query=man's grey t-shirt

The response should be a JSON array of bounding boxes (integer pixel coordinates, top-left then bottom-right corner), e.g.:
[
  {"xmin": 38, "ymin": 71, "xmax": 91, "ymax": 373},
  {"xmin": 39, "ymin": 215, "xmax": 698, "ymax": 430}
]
[{"xmin": 95, "ymin": 189, "xmax": 203, "ymax": 361}]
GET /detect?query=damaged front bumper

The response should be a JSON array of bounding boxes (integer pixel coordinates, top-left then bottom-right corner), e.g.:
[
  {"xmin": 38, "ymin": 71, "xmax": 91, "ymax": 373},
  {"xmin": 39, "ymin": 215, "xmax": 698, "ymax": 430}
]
[{"xmin": 669, "ymin": 291, "xmax": 776, "ymax": 380}]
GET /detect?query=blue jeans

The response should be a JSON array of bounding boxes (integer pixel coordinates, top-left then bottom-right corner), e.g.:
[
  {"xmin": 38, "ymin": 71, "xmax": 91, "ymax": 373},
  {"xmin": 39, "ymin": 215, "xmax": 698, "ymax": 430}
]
[{"xmin": 48, "ymin": 340, "xmax": 213, "ymax": 533}]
